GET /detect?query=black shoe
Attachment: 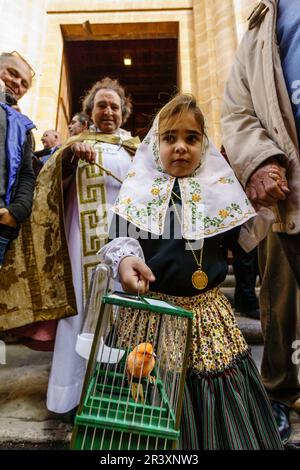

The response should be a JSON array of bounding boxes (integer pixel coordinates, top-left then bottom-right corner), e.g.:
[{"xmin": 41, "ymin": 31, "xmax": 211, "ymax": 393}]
[
  {"xmin": 271, "ymin": 401, "xmax": 291, "ymax": 443},
  {"xmin": 236, "ymin": 308, "xmax": 260, "ymax": 319}
]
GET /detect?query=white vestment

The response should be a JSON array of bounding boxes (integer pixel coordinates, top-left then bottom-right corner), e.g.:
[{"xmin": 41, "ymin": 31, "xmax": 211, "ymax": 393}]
[{"xmin": 47, "ymin": 132, "xmax": 133, "ymax": 413}]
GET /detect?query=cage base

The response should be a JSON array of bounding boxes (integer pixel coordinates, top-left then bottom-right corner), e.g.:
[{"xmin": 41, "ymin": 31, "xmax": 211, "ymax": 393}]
[{"xmin": 71, "ymin": 424, "xmax": 178, "ymax": 450}]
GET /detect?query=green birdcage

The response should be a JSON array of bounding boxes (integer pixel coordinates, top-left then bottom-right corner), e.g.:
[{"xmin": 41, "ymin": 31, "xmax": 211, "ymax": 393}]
[{"xmin": 71, "ymin": 264, "xmax": 193, "ymax": 451}]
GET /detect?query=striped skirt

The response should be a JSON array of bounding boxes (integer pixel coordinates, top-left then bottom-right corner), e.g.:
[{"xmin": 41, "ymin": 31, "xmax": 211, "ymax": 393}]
[
  {"xmin": 180, "ymin": 353, "xmax": 283, "ymax": 449},
  {"xmin": 161, "ymin": 289, "xmax": 283, "ymax": 450}
]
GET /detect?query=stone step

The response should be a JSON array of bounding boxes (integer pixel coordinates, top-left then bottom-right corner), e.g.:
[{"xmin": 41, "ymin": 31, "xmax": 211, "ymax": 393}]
[
  {"xmin": 220, "ymin": 286, "xmax": 260, "ymax": 304},
  {"xmin": 0, "ymin": 345, "xmax": 71, "ymax": 450},
  {"xmin": 235, "ymin": 314, "xmax": 263, "ymax": 345},
  {"xmin": 220, "ymin": 273, "xmax": 236, "ymax": 287},
  {"xmin": 221, "ymin": 273, "xmax": 260, "ymax": 289},
  {"xmin": 220, "ymin": 286, "xmax": 234, "ymax": 304}
]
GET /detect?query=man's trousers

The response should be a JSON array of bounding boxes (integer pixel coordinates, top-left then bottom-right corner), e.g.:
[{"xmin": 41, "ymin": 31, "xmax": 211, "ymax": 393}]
[{"xmin": 259, "ymin": 230, "xmax": 300, "ymax": 406}]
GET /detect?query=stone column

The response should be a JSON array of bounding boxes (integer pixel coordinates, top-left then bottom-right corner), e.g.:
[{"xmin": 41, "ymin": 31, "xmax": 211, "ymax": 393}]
[{"xmin": 192, "ymin": 0, "xmax": 238, "ymax": 147}]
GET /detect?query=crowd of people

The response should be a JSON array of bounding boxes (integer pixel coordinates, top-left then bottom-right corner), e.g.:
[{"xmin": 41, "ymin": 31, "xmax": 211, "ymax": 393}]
[{"xmin": 0, "ymin": 0, "xmax": 299, "ymax": 450}]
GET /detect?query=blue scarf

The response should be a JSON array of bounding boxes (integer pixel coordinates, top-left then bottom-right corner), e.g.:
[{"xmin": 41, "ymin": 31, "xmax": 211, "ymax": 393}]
[{"xmin": 0, "ymin": 103, "xmax": 35, "ymax": 205}]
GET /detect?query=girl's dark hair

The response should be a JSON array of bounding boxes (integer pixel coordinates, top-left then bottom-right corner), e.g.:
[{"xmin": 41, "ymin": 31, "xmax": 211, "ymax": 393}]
[
  {"xmin": 159, "ymin": 93, "xmax": 207, "ymax": 144},
  {"xmin": 82, "ymin": 77, "xmax": 132, "ymax": 124}
]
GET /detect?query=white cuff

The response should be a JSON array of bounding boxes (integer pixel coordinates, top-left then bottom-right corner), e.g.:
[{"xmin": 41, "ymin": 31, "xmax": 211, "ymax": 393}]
[{"xmin": 98, "ymin": 237, "xmax": 144, "ymax": 279}]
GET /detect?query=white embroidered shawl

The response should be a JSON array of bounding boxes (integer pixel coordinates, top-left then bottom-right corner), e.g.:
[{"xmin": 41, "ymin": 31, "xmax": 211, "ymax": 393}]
[{"xmin": 113, "ymin": 117, "xmax": 256, "ymax": 240}]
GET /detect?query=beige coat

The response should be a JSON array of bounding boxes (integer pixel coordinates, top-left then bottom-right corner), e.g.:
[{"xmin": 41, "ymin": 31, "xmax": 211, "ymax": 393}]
[{"xmin": 221, "ymin": 0, "xmax": 300, "ymax": 234}]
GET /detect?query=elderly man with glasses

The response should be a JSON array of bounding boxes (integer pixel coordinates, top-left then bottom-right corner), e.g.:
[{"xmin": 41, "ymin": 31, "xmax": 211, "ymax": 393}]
[{"xmin": 0, "ymin": 51, "xmax": 35, "ymax": 269}]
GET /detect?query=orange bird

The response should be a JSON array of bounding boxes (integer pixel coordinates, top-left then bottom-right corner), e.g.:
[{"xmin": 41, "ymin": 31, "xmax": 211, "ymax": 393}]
[{"xmin": 126, "ymin": 342, "xmax": 156, "ymax": 403}]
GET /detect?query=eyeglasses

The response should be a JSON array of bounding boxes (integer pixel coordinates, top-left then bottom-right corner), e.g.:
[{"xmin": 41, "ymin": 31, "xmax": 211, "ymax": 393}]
[{"xmin": 9, "ymin": 50, "xmax": 36, "ymax": 78}]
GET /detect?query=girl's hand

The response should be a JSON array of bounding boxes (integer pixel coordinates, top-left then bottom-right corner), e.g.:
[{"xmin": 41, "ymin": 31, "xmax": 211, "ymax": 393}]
[{"xmin": 119, "ymin": 256, "xmax": 155, "ymax": 294}]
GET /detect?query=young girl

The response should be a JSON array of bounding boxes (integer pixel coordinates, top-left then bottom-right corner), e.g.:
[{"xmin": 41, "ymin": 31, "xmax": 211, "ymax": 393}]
[{"xmin": 100, "ymin": 94, "xmax": 283, "ymax": 450}]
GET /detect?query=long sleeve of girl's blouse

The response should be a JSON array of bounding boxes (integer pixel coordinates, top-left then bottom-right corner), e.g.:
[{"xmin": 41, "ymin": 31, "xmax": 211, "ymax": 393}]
[{"xmin": 99, "ymin": 237, "xmax": 144, "ymax": 280}]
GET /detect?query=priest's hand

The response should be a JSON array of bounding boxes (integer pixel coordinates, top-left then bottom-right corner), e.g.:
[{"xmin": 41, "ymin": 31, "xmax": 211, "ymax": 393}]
[
  {"xmin": 119, "ymin": 256, "xmax": 155, "ymax": 295},
  {"xmin": 61, "ymin": 142, "xmax": 97, "ymax": 178},
  {"xmin": 69, "ymin": 142, "xmax": 96, "ymax": 164}
]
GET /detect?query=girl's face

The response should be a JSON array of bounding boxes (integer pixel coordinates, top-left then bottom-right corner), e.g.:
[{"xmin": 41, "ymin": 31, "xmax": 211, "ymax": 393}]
[{"xmin": 159, "ymin": 111, "xmax": 203, "ymax": 177}]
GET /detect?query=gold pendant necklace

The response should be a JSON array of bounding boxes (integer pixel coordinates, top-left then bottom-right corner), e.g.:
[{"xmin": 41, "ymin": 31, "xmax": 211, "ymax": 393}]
[
  {"xmin": 191, "ymin": 269, "xmax": 209, "ymax": 290},
  {"xmin": 171, "ymin": 192, "xmax": 208, "ymax": 290}
]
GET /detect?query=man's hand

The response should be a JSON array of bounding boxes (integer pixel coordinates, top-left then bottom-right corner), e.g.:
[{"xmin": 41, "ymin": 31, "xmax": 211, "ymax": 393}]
[
  {"xmin": 0, "ymin": 208, "xmax": 17, "ymax": 228},
  {"xmin": 119, "ymin": 256, "xmax": 155, "ymax": 294},
  {"xmin": 61, "ymin": 142, "xmax": 97, "ymax": 179},
  {"xmin": 246, "ymin": 161, "xmax": 290, "ymax": 210},
  {"xmin": 69, "ymin": 142, "xmax": 96, "ymax": 164}
]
